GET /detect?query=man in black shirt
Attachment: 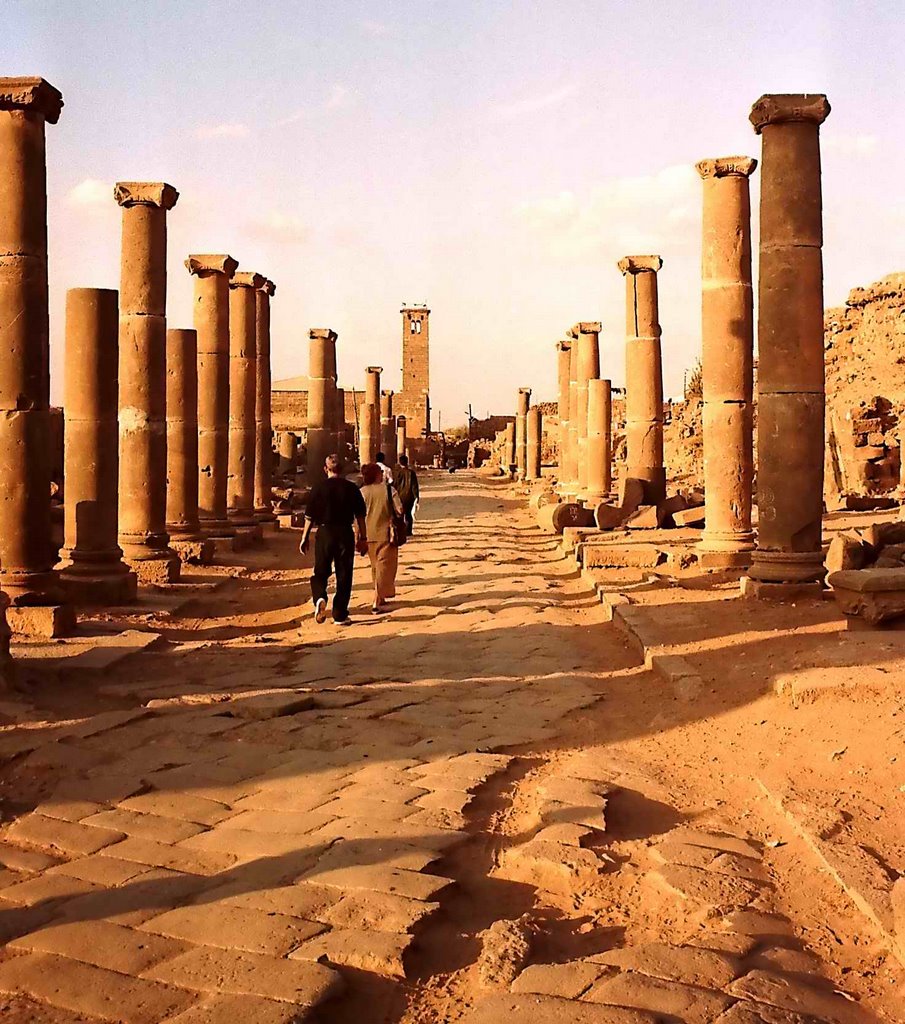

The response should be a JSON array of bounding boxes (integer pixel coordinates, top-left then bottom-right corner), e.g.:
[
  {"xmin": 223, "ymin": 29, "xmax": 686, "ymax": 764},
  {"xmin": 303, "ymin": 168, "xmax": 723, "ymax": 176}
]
[{"xmin": 300, "ymin": 455, "xmax": 367, "ymax": 624}]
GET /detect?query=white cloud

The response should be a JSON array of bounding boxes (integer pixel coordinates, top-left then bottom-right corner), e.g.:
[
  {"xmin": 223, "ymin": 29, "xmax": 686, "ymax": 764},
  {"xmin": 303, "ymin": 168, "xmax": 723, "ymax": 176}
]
[
  {"xmin": 195, "ymin": 122, "xmax": 250, "ymax": 140},
  {"xmin": 245, "ymin": 211, "xmax": 307, "ymax": 245},
  {"xmin": 325, "ymin": 85, "xmax": 350, "ymax": 111},
  {"xmin": 823, "ymin": 133, "xmax": 877, "ymax": 158},
  {"xmin": 492, "ymin": 84, "xmax": 578, "ymax": 120},
  {"xmin": 67, "ymin": 178, "xmax": 109, "ymax": 207},
  {"xmin": 360, "ymin": 19, "xmax": 390, "ymax": 36}
]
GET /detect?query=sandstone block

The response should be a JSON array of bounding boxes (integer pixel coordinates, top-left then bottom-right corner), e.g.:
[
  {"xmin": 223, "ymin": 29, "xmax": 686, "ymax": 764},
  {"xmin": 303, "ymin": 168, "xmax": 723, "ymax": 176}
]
[
  {"xmin": 828, "ymin": 567, "xmax": 905, "ymax": 625},
  {"xmin": 82, "ymin": 808, "xmax": 204, "ymax": 844},
  {"xmin": 289, "ymin": 927, "xmax": 409, "ymax": 977},
  {"xmin": 588, "ymin": 941, "xmax": 740, "ymax": 988},
  {"xmin": 594, "ymin": 502, "xmax": 625, "ymax": 530},
  {"xmin": 119, "ymin": 790, "xmax": 233, "ymax": 826},
  {"xmin": 459, "ymin": 992, "xmax": 661, "ymax": 1023},
  {"xmin": 98, "ymin": 836, "xmax": 236, "ymax": 875},
  {"xmin": 824, "ymin": 533, "xmax": 871, "ymax": 573},
  {"xmin": 585, "ymin": 971, "xmax": 733, "ymax": 1022},
  {"xmin": 6, "ymin": 604, "xmax": 75, "ymax": 638},
  {"xmin": 726, "ymin": 969, "xmax": 870, "ymax": 1023},
  {"xmin": 164, "ymin": 993, "xmax": 312, "ymax": 1024},
  {"xmin": 512, "ymin": 961, "xmax": 606, "ymax": 1000},
  {"xmin": 6, "ymin": 812, "xmax": 124, "ymax": 857},
  {"xmin": 581, "ymin": 543, "xmax": 665, "ymax": 569},
  {"xmin": 48, "ymin": 855, "xmax": 152, "ymax": 887},
  {"xmin": 319, "ymin": 891, "xmax": 439, "ymax": 933},
  {"xmin": 672, "ymin": 505, "xmax": 706, "ymax": 527},
  {"xmin": 502, "ymin": 838, "xmax": 600, "ymax": 894},
  {"xmin": 623, "ymin": 505, "xmax": 664, "ymax": 530}
]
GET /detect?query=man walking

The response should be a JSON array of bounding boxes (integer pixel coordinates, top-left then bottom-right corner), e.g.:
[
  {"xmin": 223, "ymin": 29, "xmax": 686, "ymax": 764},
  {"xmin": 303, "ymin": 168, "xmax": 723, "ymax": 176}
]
[
  {"xmin": 300, "ymin": 455, "xmax": 367, "ymax": 624},
  {"xmin": 393, "ymin": 454, "xmax": 420, "ymax": 537}
]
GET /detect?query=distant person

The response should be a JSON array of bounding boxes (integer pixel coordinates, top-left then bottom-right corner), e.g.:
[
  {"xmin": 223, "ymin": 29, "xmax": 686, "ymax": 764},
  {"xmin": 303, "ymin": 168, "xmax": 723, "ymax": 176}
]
[
  {"xmin": 393, "ymin": 454, "xmax": 420, "ymax": 537},
  {"xmin": 360, "ymin": 462, "xmax": 405, "ymax": 613},
  {"xmin": 299, "ymin": 455, "xmax": 367, "ymax": 625},
  {"xmin": 375, "ymin": 451, "xmax": 393, "ymax": 484}
]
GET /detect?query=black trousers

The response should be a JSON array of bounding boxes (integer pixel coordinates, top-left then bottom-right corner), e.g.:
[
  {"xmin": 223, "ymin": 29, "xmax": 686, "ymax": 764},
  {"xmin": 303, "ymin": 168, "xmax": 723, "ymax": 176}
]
[
  {"xmin": 309, "ymin": 525, "xmax": 355, "ymax": 620},
  {"xmin": 402, "ymin": 499, "xmax": 416, "ymax": 536}
]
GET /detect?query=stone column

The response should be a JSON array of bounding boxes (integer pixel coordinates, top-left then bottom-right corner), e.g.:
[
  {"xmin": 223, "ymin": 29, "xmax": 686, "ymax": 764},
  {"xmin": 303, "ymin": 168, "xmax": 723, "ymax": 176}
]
[
  {"xmin": 748, "ymin": 94, "xmax": 831, "ymax": 586},
  {"xmin": 360, "ymin": 365, "xmax": 382, "ymax": 465},
  {"xmin": 565, "ymin": 327, "xmax": 580, "ymax": 497},
  {"xmin": 397, "ymin": 416, "xmax": 408, "ymax": 461},
  {"xmin": 57, "ymin": 288, "xmax": 136, "ymax": 602},
  {"xmin": 505, "ymin": 421, "xmax": 516, "ymax": 473},
  {"xmin": 0, "ymin": 78, "xmax": 69, "ymax": 636},
  {"xmin": 380, "ymin": 390, "xmax": 397, "ymax": 465},
  {"xmin": 696, "ymin": 156, "xmax": 758, "ymax": 566},
  {"xmin": 165, "ymin": 328, "xmax": 213, "ymax": 564},
  {"xmin": 279, "ymin": 432, "xmax": 297, "ymax": 477},
  {"xmin": 187, "ymin": 255, "xmax": 237, "ymax": 539},
  {"xmin": 526, "ymin": 406, "xmax": 542, "ymax": 480},
  {"xmin": 227, "ymin": 272, "xmax": 263, "ymax": 536},
  {"xmin": 115, "ymin": 182, "xmax": 180, "ymax": 584},
  {"xmin": 515, "ymin": 388, "xmax": 531, "ymax": 480},
  {"xmin": 575, "ymin": 322, "xmax": 601, "ymax": 501},
  {"xmin": 586, "ymin": 378, "xmax": 613, "ymax": 503},
  {"xmin": 333, "ymin": 387, "xmax": 347, "ymax": 462},
  {"xmin": 307, "ymin": 328, "xmax": 336, "ymax": 480},
  {"xmin": 556, "ymin": 340, "xmax": 571, "ymax": 487},
  {"xmin": 254, "ymin": 278, "xmax": 276, "ymax": 525},
  {"xmin": 619, "ymin": 255, "xmax": 665, "ymax": 505}
]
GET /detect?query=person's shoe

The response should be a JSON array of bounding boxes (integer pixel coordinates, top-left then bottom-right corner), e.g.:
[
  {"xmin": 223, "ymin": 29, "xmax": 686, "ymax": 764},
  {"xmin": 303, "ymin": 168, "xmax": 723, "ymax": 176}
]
[
  {"xmin": 314, "ymin": 598, "xmax": 327, "ymax": 624},
  {"xmin": 334, "ymin": 617, "xmax": 353, "ymax": 626},
  {"xmin": 372, "ymin": 604, "xmax": 389, "ymax": 615}
]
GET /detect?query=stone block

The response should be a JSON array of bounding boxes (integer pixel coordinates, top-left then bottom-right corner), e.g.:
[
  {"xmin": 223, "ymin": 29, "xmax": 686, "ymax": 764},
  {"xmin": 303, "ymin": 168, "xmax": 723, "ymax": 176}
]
[
  {"xmin": 585, "ymin": 971, "xmax": 733, "ymax": 1022},
  {"xmin": 501, "ymin": 838, "xmax": 600, "ymax": 894},
  {"xmin": 227, "ymin": 689, "xmax": 315, "ymax": 720},
  {"xmin": 7, "ymin": 603, "xmax": 76, "ymax": 638},
  {"xmin": 828, "ymin": 567, "xmax": 905, "ymax": 625},
  {"xmin": 459, "ymin": 993, "xmax": 661, "ymax": 1023},
  {"xmin": 119, "ymin": 790, "xmax": 233, "ymax": 826},
  {"xmin": 164, "ymin": 993, "xmax": 308, "ymax": 1024},
  {"xmin": 726, "ymin": 969, "xmax": 870, "ymax": 1023},
  {"xmin": 171, "ymin": 537, "xmax": 215, "ymax": 564},
  {"xmin": 82, "ymin": 807, "xmax": 205, "ymax": 844},
  {"xmin": 512, "ymin": 961, "xmax": 606, "ymax": 999},
  {"xmin": 587, "ymin": 941, "xmax": 740, "ymax": 988},
  {"xmin": 594, "ymin": 502, "xmax": 626, "ymax": 530},
  {"xmin": 319, "ymin": 891, "xmax": 439, "ymax": 933},
  {"xmin": 830, "ymin": 494, "xmax": 898, "ymax": 512},
  {"xmin": 618, "ymin": 477, "xmax": 645, "ymax": 514},
  {"xmin": 671, "ymin": 505, "xmax": 706, "ymax": 527},
  {"xmin": 739, "ymin": 577, "xmax": 824, "ymax": 602},
  {"xmin": 6, "ymin": 812, "xmax": 124, "ymax": 857},
  {"xmin": 289, "ymin": 927, "xmax": 409, "ymax": 977},
  {"xmin": 581, "ymin": 543, "xmax": 665, "ymax": 569},
  {"xmin": 824, "ymin": 532, "xmax": 871, "ymax": 573},
  {"xmin": 623, "ymin": 504, "xmax": 663, "ymax": 529}
]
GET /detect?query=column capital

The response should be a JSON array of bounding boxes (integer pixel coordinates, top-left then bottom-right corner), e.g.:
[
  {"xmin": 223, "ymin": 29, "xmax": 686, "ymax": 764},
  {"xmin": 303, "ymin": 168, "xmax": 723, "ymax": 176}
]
[
  {"xmin": 229, "ymin": 271, "xmax": 265, "ymax": 290},
  {"xmin": 258, "ymin": 278, "xmax": 276, "ymax": 295},
  {"xmin": 696, "ymin": 156, "xmax": 758, "ymax": 179},
  {"xmin": 381, "ymin": 389, "xmax": 395, "ymax": 398},
  {"xmin": 618, "ymin": 255, "xmax": 662, "ymax": 275},
  {"xmin": 114, "ymin": 182, "xmax": 179, "ymax": 210},
  {"xmin": 519, "ymin": 387, "xmax": 532, "ymax": 396},
  {"xmin": 309, "ymin": 328, "xmax": 337, "ymax": 342},
  {"xmin": 749, "ymin": 93, "xmax": 830, "ymax": 134},
  {"xmin": 0, "ymin": 77, "xmax": 64, "ymax": 123},
  {"xmin": 366, "ymin": 365, "xmax": 383, "ymax": 375},
  {"xmin": 574, "ymin": 321, "xmax": 602, "ymax": 334},
  {"xmin": 185, "ymin": 254, "xmax": 238, "ymax": 277},
  {"xmin": 556, "ymin": 339, "xmax": 572, "ymax": 352}
]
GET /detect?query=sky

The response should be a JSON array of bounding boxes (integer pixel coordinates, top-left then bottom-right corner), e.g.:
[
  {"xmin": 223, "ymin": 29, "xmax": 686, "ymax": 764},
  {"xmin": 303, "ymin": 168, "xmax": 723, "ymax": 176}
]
[{"xmin": 7, "ymin": 0, "xmax": 905, "ymax": 427}]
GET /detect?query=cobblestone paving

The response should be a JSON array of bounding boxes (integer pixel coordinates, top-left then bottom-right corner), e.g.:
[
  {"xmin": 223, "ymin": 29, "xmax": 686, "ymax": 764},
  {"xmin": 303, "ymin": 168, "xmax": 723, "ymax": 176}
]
[{"xmin": 0, "ymin": 477, "xmax": 890, "ymax": 1023}]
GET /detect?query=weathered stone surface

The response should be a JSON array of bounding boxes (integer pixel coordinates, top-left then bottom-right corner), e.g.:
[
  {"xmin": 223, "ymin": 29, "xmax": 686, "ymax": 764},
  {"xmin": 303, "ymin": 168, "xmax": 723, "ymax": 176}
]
[
  {"xmin": 824, "ymin": 533, "xmax": 871, "ymax": 573},
  {"xmin": 6, "ymin": 812, "xmax": 124, "ymax": 856},
  {"xmin": 502, "ymin": 839, "xmax": 601, "ymax": 894},
  {"xmin": 82, "ymin": 807, "xmax": 205, "ymax": 844},
  {"xmin": 582, "ymin": 543, "xmax": 665, "ymax": 569},
  {"xmin": 477, "ymin": 917, "xmax": 531, "ymax": 988},
  {"xmin": 664, "ymin": 828, "xmax": 762, "ymax": 860},
  {"xmin": 651, "ymin": 863, "xmax": 761, "ymax": 909},
  {"xmin": 48, "ymin": 854, "xmax": 152, "ymax": 887},
  {"xmin": 227, "ymin": 689, "xmax": 315, "ymax": 720},
  {"xmin": 319, "ymin": 890, "xmax": 439, "ymax": 933},
  {"xmin": 714, "ymin": 1002, "xmax": 822, "ymax": 1024},
  {"xmin": 119, "ymin": 791, "xmax": 233, "ymax": 826},
  {"xmin": 98, "ymin": 835, "xmax": 236, "ymax": 875},
  {"xmin": 290, "ymin": 927, "xmax": 409, "ymax": 977},
  {"xmin": 588, "ymin": 941, "xmax": 740, "ymax": 988},
  {"xmin": 461, "ymin": 993, "xmax": 661, "ymax": 1023},
  {"xmin": 623, "ymin": 505, "xmax": 664, "ymax": 530},
  {"xmin": 164, "ymin": 993, "xmax": 310, "ymax": 1024},
  {"xmin": 584, "ymin": 970, "xmax": 733, "ymax": 1021},
  {"xmin": 512, "ymin": 961, "xmax": 606, "ymax": 999},
  {"xmin": 726, "ymin": 970, "xmax": 870, "ymax": 1024},
  {"xmin": 672, "ymin": 505, "xmax": 707, "ymax": 527},
  {"xmin": 828, "ymin": 567, "xmax": 905, "ymax": 625}
]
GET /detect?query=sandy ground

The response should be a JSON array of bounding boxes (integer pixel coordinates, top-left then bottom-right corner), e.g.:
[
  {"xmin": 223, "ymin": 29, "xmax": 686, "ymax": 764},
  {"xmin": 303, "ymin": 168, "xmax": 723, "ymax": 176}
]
[{"xmin": 0, "ymin": 471, "xmax": 902, "ymax": 1023}]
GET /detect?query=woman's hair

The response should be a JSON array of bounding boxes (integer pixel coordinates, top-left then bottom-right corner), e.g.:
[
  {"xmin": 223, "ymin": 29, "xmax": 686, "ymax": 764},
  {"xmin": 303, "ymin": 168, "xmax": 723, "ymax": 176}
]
[{"xmin": 360, "ymin": 462, "xmax": 382, "ymax": 486}]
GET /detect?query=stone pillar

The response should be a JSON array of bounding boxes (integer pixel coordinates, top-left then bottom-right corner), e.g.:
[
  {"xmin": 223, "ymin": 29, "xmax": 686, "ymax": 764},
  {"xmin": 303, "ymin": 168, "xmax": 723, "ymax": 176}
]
[
  {"xmin": 227, "ymin": 272, "xmax": 263, "ymax": 535},
  {"xmin": 397, "ymin": 416, "xmax": 408, "ymax": 461},
  {"xmin": 575, "ymin": 322, "xmax": 601, "ymax": 501},
  {"xmin": 586, "ymin": 378, "xmax": 613, "ymax": 503},
  {"xmin": 526, "ymin": 406, "xmax": 542, "ymax": 481},
  {"xmin": 748, "ymin": 94, "xmax": 831, "ymax": 586},
  {"xmin": 165, "ymin": 328, "xmax": 213, "ymax": 564},
  {"xmin": 0, "ymin": 78, "xmax": 69, "ymax": 636},
  {"xmin": 381, "ymin": 390, "xmax": 397, "ymax": 465},
  {"xmin": 307, "ymin": 328, "xmax": 336, "ymax": 480},
  {"xmin": 360, "ymin": 365, "xmax": 382, "ymax": 464},
  {"xmin": 57, "ymin": 288, "xmax": 136, "ymax": 602},
  {"xmin": 333, "ymin": 387, "xmax": 347, "ymax": 462},
  {"xmin": 565, "ymin": 327, "xmax": 580, "ymax": 497},
  {"xmin": 556, "ymin": 340, "xmax": 571, "ymax": 486},
  {"xmin": 619, "ymin": 255, "xmax": 665, "ymax": 505},
  {"xmin": 279, "ymin": 432, "xmax": 297, "ymax": 477},
  {"xmin": 515, "ymin": 388, "xmax": 531, "ymax": 480},
  {"xmin": 505, "ymin": 421, "xmax": 516, "ymax": 473},
  {"xmin": 696, "ymin": 156, "xmax": 758, "ymax": 567},
  {"xmin": 254, "ymin": 278, "xmax": 276, "ymax": 524},
  {"xmin": 186, "ymin": 254, "xmax": 237, "ymax": 538},
  {"xmin": 115, "ymin": 182, "xmax": 180, "ymax": 584}
]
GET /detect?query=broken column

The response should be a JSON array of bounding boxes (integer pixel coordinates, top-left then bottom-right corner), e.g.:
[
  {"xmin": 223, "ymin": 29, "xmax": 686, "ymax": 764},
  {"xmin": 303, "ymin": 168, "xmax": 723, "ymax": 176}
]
[
  {"xmin": 575, "ymin": 322, "xmax": 601, "ymax": 501},
  {"xmin": 279, "ymin": 432, "xmax": 297, "ymax": 477},
  {"xmin": 515, "ymin": 388, "xmax": 531, "ymax": 480},
  {"xmin": 696, "ymin": 156, "xmax": 758, "ymax": 567},
  {"xmin": 307, "ymin": 328, "xmax": 337, "ymax": 480},
  {"xmin": 381, "ymin": 390, "xmax": 397, "ymax": 465},
  {"xmin": 115, "ymin": 181, "xmax": 180, "ymax": 584},
  {"xmin": 165, "ymin": 327, "xmax": 213, "ymax": 564},
  {"xmin": 619, "ymin": 255, "xmax": 665, "ymax": 505},
  {"xmin": 526, "ymin": 406, "xmax": 542, "ymax": 480},
  {"xmin": 586, "ymin": 378, "xmax": 613, "ymax": 504},
  {"xmin": 186, "ymin": 254, "xmax": 237, "ymax": 541},
  {"xmin": 748, "ymin": 94, "xmax": 831, "ymax": 587},
  {"xmin": 57, "ymin": 288, "xmax": 137, "ymax": 602},
  {"xmin": 227, "ymin": 271, "xmax": 263, "ymax": 539},
  {"xmin": 254, "ymin": 278, "xmax": 277, "ymax": 525},
  {"xmin": 397, "ymin": 415, "xmax": 408, "ymax": 462},
  {"xmin": 556, "ymin": 340, "xmax": 571, "ymax": 488},
  {"xmin": 360, "ymin": 365, "xmax": 382, "ymax": 464},
  {"xmin": 0, "ymin": 77, "xmax": 72, "ymax": 637}
]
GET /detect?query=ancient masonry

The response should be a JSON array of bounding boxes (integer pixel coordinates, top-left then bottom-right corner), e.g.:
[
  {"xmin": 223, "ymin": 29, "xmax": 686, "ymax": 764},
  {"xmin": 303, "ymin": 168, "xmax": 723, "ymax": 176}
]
[{"xmin": 396, "ymin": 304, "xmax": 431, "ymax": 437}]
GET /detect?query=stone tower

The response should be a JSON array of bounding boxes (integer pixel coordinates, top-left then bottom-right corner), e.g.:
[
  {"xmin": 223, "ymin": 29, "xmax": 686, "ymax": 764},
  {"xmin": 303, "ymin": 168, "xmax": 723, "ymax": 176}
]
[{"xmin": 398, "ymin": 304, "xmax": 431, "ymax": 437}]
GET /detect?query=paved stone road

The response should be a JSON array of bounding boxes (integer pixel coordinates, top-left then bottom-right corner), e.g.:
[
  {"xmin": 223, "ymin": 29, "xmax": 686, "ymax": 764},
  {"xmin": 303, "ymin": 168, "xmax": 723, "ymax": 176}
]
[{"xmin": 0, "ymin": 475, "xmax": 888, "ymax": 1022}]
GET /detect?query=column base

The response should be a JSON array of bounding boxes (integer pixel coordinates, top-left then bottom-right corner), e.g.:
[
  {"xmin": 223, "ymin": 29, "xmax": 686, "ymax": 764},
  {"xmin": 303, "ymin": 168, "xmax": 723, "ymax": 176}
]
[
  {"xmin": 7, "ymin": 603, "xmax": 77, "ymax": 639},
  {"xmin": 121, "ymin": 547, "xmax": 182, "ymax": 585},
  {"xmin": 200, "ymin": 518, "xmax": 236, "ymax": 540},
  {"xmin": 231, "ymin": 524, "xmax": 264, "ymax": 549},
  {"xmin": 740, "ymin": 577, "xmax": 824, "ymax": 602},
  {"xmin": 170, "ymin": 537, "xmax": 216, "ymax": 565},
  {"xmin": 0, "ymin": 570, "xmax": 64, "ymax": 606},
  {"xmin": 699, "ymin": 550, "xmax": 754, "ymax": 569},
  {"xmin": 58, "ymin": 569, "xmax": 138, "ymax": 605},
  {"xmin": 698, "ymin": 533, "xmax": 755, "ymax": 569},
  {"xmin": 749, "ymin": 549, "xmax": 824, "ymax": 584}
]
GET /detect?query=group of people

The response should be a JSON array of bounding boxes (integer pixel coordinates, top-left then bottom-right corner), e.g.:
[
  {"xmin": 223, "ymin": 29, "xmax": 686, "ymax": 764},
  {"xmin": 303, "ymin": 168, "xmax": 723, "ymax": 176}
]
[{"xmin": 300, "ymin": 451, "xmax": 420, "ymax": 625}]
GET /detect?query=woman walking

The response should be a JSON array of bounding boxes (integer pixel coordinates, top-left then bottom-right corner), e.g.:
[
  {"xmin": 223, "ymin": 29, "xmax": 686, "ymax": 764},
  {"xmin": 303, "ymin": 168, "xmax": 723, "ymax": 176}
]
[{"xmin": 360, "ymin": 462, "xmax": 405, "ymax": 613}]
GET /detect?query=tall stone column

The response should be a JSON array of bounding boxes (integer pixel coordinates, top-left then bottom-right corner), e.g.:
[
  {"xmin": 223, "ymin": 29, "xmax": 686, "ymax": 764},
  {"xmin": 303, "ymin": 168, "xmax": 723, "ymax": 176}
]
[
  {"xmin": 57, "ymin": 288, "xmax": 136, "ymax": 602},
  {"xmin": 187, "ymin": 255, "xmax": 237, "ymax": 539},
  {"xmin": 696, "ymin": 156, "xmax": 758, "ymax": 566},
  {"xmin": 115, "ymin": 182, "xmax": 180, "ymax": 584},
  {"xmin": 748, "ymin": 94, "xmax": 831, "ymax": 586},
  {"xmin": 505, "ymin": 421, "xmax": 516, "ymax": 473},
  {"xmin": 586, "ymin": 378, "xmax": 613, "ymax": 503},
  {"xmin": 0, "ymin": 78, "xmax": 69, "ymax": 637},
  {"xmin": 397, "ymin": 416, "xmax": 408, "ymax": 461},
  {"xmin": 227, "ymin": 272, "xmax": 262, "ymax": 535},
  {"xmin": 515, "ymin": 388, "xmax": 531, "ymax": 480},
  {"xmin": 360, "ymin": 365, "xmax": 382, "ymax": 464},
  {"xmin": 166, "ymin": 328, "xmax": 213, "ymax": 564},
  {"xmin": 556, "ymin": 340, "xmax": 571, "ymax": 487},
  {"xmin": 279, "ymin": 432, "xmax": 297, "ymax": 477},
  {"xmin": 381, "ymin": 390, "xmax": 397, "ymax": 465},
  {"xmin": 619, "ymin": 256, "xmax": 665, "ymax": 504},
  {"xmin": 526, "ymin": 406, "xmax": 542, "ymax": 481},
  {"xmin": 333, "ymin": 387, "xmax": 347, "ymax": 462},
  {"xmin": 254, "ymin": 278, "xmax": 276, "ymax": 524},
  {"xmin": 565, "ymin": 327, "xmax": 580, "ymax": 497},
  {"xmin": 575, "ymin": 322, "xmax": 601, "ymax": 501},
  {"xmin": 307, "ymin": 328, "xmax": 336, "ymax": 480}
]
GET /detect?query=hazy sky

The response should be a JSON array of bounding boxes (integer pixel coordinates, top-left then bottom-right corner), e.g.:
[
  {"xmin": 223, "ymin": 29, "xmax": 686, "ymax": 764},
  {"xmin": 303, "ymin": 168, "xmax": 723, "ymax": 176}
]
[{"xmin": 8, "ymin": 0, "xmax": 904, "ymax": 426}]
